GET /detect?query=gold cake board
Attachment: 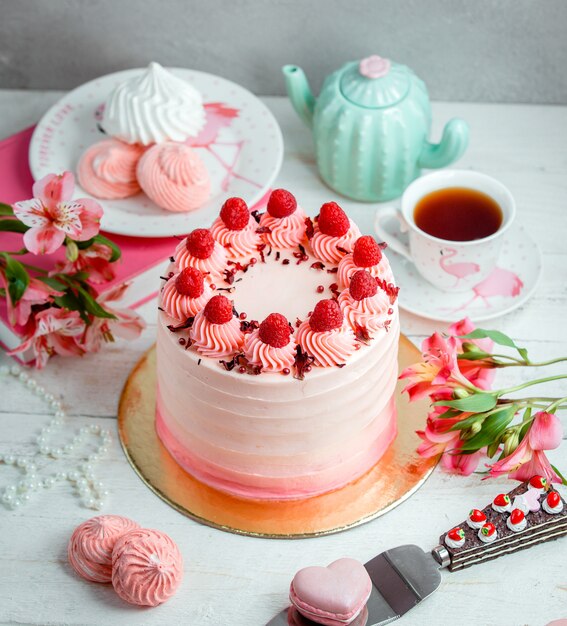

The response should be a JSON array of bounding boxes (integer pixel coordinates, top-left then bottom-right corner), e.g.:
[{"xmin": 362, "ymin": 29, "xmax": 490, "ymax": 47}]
[{"xmin": 117, "ymin": 334, "xmax": 437, "ymax": 538}]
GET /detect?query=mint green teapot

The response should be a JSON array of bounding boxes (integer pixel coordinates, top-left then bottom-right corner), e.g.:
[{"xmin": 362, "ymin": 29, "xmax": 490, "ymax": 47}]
[{"xmin": 283, "ymin": 55, "xmax": 469, "ymax": 202}]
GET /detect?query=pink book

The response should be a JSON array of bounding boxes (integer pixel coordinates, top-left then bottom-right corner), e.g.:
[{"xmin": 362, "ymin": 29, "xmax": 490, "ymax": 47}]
[{"xmin": 0, "ymin": 125, "xmax": 269, "ymax": 359}]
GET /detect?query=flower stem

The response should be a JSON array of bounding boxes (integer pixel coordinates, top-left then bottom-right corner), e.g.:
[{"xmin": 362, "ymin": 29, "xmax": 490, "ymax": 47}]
[
  {"xmin": 498, "ymin": 374, "xmax": 567, "ymax": 395},
  {"xmin": 545, "ymin": 396, "xmax": 567, "ymax": 413}
]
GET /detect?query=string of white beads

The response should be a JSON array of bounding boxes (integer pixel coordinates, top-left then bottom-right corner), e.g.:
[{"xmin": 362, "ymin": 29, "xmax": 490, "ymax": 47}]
[{"xmin": 0, "ymin": 363, "xmax": 111, "ymax": 511}]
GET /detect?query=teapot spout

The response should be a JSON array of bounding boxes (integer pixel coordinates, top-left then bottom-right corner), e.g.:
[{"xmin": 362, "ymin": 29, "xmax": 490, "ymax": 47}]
[
  {"xmin": 418, "ymin": 118, "xmax": 469, "ymax": 169},
  {"xmin": 282, "ymin": 65, "xmax": 316, "ymax": 129}
]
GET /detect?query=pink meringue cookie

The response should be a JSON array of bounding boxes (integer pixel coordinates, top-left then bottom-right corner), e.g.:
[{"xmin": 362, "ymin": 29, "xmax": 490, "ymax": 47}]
[
  {"xmin": 77, "ymin": 139, "xmax": 145, "ymax": 199},
  {"xmin": 111, "ymin": 528, "xmax": 183, "ymax": 607},
  {"xmin": 68, "ymin": 515, "xmax": 140, "ymax": 583},
  {"xmin": 289, "ymin": 558, "xmax": 372, "ymax": 626},
  {"xmin": 137, "ymin": 142, "xmax": 210, "ymax": 212}
]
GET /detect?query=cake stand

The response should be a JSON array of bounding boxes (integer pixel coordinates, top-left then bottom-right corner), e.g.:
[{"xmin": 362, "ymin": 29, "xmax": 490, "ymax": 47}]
[{"xmin": 117, "ymin": 334, "xmax": 437, "ymax": 538}]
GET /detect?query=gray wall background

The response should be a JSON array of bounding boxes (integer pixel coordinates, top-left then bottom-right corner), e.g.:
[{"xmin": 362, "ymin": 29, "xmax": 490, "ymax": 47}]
[{"xmin": 1, "ymin": 0, "xmax": 566, "ymax": 103}]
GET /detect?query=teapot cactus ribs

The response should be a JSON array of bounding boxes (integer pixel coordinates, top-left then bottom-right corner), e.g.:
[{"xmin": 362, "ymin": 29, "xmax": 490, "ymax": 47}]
[
  {"xmin": 439, "ymin": 479, "xmax": 567, "ymax": 572},
  {"xmin": 283, "ymin": 55, "xmax": 469, "ymax": 201}
]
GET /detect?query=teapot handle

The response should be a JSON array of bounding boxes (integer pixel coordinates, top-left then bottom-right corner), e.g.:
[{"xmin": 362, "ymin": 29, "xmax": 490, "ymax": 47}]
[{"xmin": 418, "ymin": 118, "xmax": 469, "ymax": 170}]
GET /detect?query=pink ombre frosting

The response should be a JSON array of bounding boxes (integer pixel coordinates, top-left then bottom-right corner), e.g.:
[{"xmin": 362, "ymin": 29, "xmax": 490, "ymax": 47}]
[
  {"xmin": 137, "ymin": 142, "xmax": 210, "ymax": 212},
  {"xmin": 190, "ymin": 309, "xmax": 244, "ymax": 358},
  {"xmin": 310, "ymin": 220, "xmax": 362, "ymax": 265},
  {"xmin": 174, "ymin": 237, "xmax": 227, "ymax": 280},
  {"xmin": 160, "ymin": 274, "xmax": 214, "ymax": 322},
  {"xmin": 295, "ymin": 321, "xmax": 357, "ymax": 367},
  {"xmin": 210, "ymin": 216, "xmax": 262, "ymax": 261},
  {"xmin": 258, "ymin": 207, "xmax": 307, "ymax": 249},
  {"xmin": 339, "ymin": 287, "xmax": 392, "ymax": 336},
  {"xmin": 337, "ymin": 252, "xmax": 394, "ymax": 290},
  {"xmin": 68, "ymin": 515, "xmax": 140, "ymax": 583},
  {"xmin": 77, "ymin": 139, "xmax": 144, "ymax": 199},
  {"xmin": 242, "ymin": 330, "xmax": 296, "ymax": 372},
  {"xmin": 111, "ymin": 528, "xmax": 183, "ymax": 607}
]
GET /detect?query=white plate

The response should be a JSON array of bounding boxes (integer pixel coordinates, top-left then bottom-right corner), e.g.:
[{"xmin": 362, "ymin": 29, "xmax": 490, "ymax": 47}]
[
  {"xmin": 383, "ymin": 222, "xmax": 543, "ymax": 322},
  {"xmin": 29, "ymin": 68, "xmax": 283, "ymax": 237}
]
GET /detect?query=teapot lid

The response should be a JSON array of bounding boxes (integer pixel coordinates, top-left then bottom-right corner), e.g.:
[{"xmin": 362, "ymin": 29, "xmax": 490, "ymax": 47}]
[{"xmin": 340, "ymin": 55, "xmax": 410, "ymax": 108}]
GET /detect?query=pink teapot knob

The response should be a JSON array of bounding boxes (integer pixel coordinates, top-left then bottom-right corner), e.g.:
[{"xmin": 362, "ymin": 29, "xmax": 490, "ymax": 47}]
[{"xmin": 359, "ymin": 55, "xmax": 391, "ymax": 79}]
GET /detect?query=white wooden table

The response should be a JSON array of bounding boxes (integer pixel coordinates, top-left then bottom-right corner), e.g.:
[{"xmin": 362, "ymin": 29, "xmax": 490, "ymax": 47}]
[{"xmin": 1, "ymin": 92, "xmax": 566, "ymax": 626}]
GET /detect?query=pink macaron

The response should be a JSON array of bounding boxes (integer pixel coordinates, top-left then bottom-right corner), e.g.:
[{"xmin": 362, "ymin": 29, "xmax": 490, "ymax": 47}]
[
  {"xmin": 289, "ymin": 558, "xmax": 372, "ymax": 626},
  {"xmin": 68, "ymin": 515, "xmax": 140, "ymax": 583},
  {"xmin": 111, "ymin": 528, "xmax": 183, "ymax": 606},
  {"xmin": 137, "ymin": 141, "xmax": 211, "ymax": 212},
  {"xmin": 77, "ymin": 138, "xmax": 145, "ymax": 199}
]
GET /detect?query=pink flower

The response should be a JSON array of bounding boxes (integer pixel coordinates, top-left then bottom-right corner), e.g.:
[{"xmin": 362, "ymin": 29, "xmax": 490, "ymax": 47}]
[
  {"xmin": 528, "ymin": 411, "xmax": 563, "ymax": 450},
  {"xmin": 10, "ymin": 308, "xmax": 85, "ymax": 369},
  {"xmin": 449, "ymin": 317, "xmax": 496, "ymax": 390},
  {"xmin": 13, "ymin": 172, "xmax": 103, "ymax": 255},
  {"xmin": 400, "ymin": 332, "xmax": 468, "ymax": 401},
  {"xmin": 441, "ymin": 442, "xmax": 483, "ymax": 476},
  {"xmin": 82, "ymin": 283, "xmax": 145, "ymax": 353},
  {"xmin": 0, "ymin": 272, "xmax": 62, "ymax": 326},
  {"xmin": 488, "ymin": 412, "xmax": 563, "ymax": 484},
  {"xmin": 54, "ymin": 242, "xmax": 116, "ymax": 284}
]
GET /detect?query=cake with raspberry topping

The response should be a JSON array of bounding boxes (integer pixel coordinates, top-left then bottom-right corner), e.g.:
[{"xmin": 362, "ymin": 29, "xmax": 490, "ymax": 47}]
[{"xmin": 156, "ymin": 189, "xmax": 400, "ymax": 500}]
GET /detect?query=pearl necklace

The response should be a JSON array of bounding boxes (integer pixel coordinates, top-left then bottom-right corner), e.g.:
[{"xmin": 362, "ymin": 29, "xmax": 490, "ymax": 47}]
[{"xmin": 0, "ymin": 363, "xmax": 111, "ymax": 511}]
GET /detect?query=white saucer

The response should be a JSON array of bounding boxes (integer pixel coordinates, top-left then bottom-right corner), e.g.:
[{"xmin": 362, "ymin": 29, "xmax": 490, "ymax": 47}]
[
  {"xmin": 383, "ymin": 223, "xmax": 543, "ymax": 322},
  {"xmin": 29, "ymin": 68, "xmax": 283, "ymax": 238}
]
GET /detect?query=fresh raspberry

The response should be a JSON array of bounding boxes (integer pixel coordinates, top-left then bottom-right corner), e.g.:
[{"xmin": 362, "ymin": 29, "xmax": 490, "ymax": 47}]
[
  {"xmin": 186, "ymin": 229, "xmax": 215, "ymax": 259},
  {"xmin": 175, "ymin": 267, "xmax": 204, "ymax": 298},
  {"xmin": 309, "ymin": 299, "xmax": 343, "ymax": 332},
  {"xmin": 352, "ymin": 235, "xmax": 382, "ymax": 267},
  {"xmin": 203, "ymin": 295, "xmax": 233, "ymax": 324},
  {"xmin": 220, "ymin": 197, "xmax": 250, "ymax": 231},
  {"xmin": 267, "ymin": 189, "xmax": 297, "ymax": 218},
  {"xmin": 349, "ymin": 270, "xmax": 378, "ymax": 301},
  {"xmin": 317, "ymin": 202, "xmax": 350, "ymax": 237},
  {"xmin": 258, "ymin": 312, "xmax": 292, "ymax": 348}
]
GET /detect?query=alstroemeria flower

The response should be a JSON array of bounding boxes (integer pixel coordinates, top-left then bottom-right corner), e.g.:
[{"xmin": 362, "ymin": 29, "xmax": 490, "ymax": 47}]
[
  {"xmin": 441, "ymin": 441, "xmax": 483, "ymax": 476},
  {"xmin": 10, "ymin": 307, "xmax": 85, "ymax": 369},
  {"xmin": 0, "ymin": 272, "xmax": 62, "ymax": 326},
  {"xmin": 488, "ymin": 412, "xmax": 563, "ymax": 484},
  {"xmin": 54, "ymin": 242, "xmax": 115, "ymax": 284},
  {"xmin": 528, "ymin": 411, "xmax": 563, "ymax": 450},
  {"xmin": 400, "ymin": 332, "xmax": 469, "ymax": 401},
  {"xmin": 449, "ymin": 317, "xmax": 496, "ymax": 390},
  {"xmin": 82, "ymin": 283, "xmax": 145, "ymax": 353},
  {"xmin": 13, "ymin": 172, "xmax": 103, "ymax": 255}
]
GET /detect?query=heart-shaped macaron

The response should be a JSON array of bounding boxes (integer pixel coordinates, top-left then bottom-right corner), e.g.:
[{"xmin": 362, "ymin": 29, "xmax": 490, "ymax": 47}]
[{"xmin": 289, "ymin": 558, "xmax": 372, "ymax": 626}]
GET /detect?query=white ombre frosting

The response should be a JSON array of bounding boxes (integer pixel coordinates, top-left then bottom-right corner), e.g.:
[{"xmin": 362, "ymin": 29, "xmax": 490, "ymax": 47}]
[
  {"xmin": 190, "ymin": 309, "xmax": 244, "ymax": 358},
  {"xmin": 337, "ymin": 252, "xmax": 394, "ymax": 290},
  {"xmin": 259, "ymin": 207, "xmax": 308, "ymax": 249},
  {"xmin": 174, "ymin": 237, "xmax": 227, "ymax": 281},
  {"xmin": 155, "ymin": 207, "xmax": 399, "ymax": 500},
  {"xmin": 338, "ymin": 287, "xmax": 392, "ymax": 336},
  {"xmin": 159, "ymin": 274, "xmax": 214, "ymax": 322},
  {"xmin": 295, "ymin": 321, "xmax": 357, "ymax": 367},
  {"xmin": 310, "ymin": 220, "xmax": 361, "ymax": 264},
  {"xmin": 243, "ymin": 330, "xmax": 296, "ymax": 373},
  {"xmin": 103, "ymin": 62, "xmax": 205, "ymax": 145},
  {"xmin": 210, "ymin": 217, "xmax": 262, "ymax": 261}
]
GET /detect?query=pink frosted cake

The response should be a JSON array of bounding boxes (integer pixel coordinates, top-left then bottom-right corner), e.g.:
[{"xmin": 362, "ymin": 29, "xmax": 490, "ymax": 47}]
[{"xmin": 156, "ymin": 190, "xmax": 400, "ymax": 500}]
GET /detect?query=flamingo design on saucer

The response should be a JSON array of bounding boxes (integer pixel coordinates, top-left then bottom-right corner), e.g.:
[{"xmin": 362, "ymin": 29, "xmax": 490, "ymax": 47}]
[
  {"xmin": 439, "ymin": 247, "xmax": 481, "ymax": 287},
  {"xmin": 384, "ymin": 223, "xmax": 542, "ymax": 322}
]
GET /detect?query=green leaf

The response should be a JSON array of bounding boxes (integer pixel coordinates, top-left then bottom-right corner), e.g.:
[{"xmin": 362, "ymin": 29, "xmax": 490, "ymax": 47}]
[
  {"xmin": 459, "ymin": 328, "xmax": 528, "ymax": 361},
  {"xmin": 38, "ymin": 276, "xmax": 67, "ymax": 291},
  {"xmin": 458, "ymin": 406, "xmax": 517, "ymax": 452},
  {"xmin": 0, "ymin": 203, "xmax": 15, "ymax": 215},
  {"xmin": 93, "ymin": 234, "xmax": 121, "ymax": 263},
  {"xmin": 76, "ymin": 285, "xmax": 116, "ymax": 320},
  {"xmin": 551, "ymin": 465, "xmax": 567, "ymax": 486},
  {"xmin": 435, "ymin": 393, "xmax": 497, "ymax": 413},
  {"xmin": 435, "ymin": 408, "xmax": 461, "ymax": 420},
  {"xmin": 0, "ymin": 252, "xmax": 30, "ymax": 304},
  {"xmin": 457, "ymin": 351, "xmax": 491, "ymax": 362},
  {"xmin": 0, "ymin": 219, "xmax": 28, "ymax": 233}
]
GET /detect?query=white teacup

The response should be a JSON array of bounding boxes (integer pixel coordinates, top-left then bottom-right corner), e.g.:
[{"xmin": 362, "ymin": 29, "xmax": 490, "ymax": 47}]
[{"xmin": 374, "ymin": 170, "xmax": 516, "ymax": 292}]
